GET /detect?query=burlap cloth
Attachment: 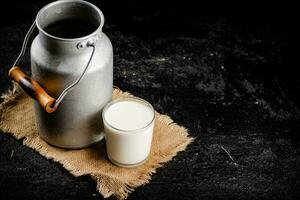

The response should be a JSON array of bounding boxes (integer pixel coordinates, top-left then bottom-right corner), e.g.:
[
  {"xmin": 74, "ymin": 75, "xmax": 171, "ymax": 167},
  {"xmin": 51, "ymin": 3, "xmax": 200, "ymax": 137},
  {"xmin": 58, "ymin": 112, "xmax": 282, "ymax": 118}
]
[{"xmin": 0, "ymin": 85, "xmax": 193, "ymax": 199}]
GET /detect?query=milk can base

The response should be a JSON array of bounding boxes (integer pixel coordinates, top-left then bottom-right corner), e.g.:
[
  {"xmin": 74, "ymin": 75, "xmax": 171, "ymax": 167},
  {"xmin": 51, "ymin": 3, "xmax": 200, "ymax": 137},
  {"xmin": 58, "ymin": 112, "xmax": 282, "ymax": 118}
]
[{"xmin": 39, "ymin": 134, "xmax": 105, "ymax": 150}]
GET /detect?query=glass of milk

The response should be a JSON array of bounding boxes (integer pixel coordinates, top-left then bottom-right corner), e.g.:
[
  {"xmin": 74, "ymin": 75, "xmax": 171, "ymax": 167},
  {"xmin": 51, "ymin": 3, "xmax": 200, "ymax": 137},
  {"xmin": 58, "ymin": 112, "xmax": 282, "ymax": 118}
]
[{"xmin": 102, "ymin": 97, "xmax": 155, "ymax": 167}]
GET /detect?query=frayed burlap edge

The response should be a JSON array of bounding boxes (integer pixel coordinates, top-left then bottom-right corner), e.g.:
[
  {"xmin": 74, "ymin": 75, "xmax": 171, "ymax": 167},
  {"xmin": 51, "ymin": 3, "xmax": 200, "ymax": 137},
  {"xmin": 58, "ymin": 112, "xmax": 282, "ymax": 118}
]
[{"xmin": 0, "ymin": 84, "xmax": 194, "ymax": 199}]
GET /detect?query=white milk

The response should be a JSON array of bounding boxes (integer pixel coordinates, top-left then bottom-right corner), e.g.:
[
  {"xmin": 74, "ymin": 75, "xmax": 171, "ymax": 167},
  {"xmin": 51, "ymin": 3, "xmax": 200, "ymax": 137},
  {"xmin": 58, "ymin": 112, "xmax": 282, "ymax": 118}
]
[
  {"xmin": 104, "ymin": 101, "xmax": 154, "ymax": 131},
  {"xmin": 102, "ymin": 98, "xmax": 155, "ymax": 167}
]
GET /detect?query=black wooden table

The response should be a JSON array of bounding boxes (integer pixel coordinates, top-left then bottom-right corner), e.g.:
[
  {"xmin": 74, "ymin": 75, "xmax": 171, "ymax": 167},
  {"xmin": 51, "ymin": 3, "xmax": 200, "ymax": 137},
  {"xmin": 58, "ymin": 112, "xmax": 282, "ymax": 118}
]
[{"xmin": 0, "ymin": 0, "xmax": 299, "ymax": 199}]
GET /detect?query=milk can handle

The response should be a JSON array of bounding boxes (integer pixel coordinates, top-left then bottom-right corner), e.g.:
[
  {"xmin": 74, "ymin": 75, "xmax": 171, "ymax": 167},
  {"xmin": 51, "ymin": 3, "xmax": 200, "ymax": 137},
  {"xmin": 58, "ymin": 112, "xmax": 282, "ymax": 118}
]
[{"xmin": 8, "ymin": 21, "xmax": 96, "ymax": 113}]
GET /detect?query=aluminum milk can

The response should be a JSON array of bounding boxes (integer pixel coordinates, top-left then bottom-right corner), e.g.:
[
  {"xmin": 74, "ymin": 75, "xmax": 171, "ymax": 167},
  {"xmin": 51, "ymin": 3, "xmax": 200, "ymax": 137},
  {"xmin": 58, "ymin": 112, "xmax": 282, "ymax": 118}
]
[{"xmin": 8, "ymin": 0, "xmax": 113, "ymax": 148}]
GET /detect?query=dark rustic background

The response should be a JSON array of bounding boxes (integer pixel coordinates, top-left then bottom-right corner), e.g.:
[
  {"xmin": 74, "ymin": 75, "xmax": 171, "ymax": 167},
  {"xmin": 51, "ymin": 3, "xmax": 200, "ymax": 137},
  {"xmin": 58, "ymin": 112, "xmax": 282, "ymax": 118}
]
[{"xmin": 0, "ymin": 0, "xmax": 299, "ymax": 199}]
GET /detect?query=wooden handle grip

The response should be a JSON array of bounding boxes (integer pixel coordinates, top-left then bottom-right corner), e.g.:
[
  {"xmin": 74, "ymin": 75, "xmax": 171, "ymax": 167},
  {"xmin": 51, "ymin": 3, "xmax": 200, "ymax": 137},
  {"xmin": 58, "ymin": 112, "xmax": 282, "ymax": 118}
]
[{"xmin": 8, "ymin": 66, "xmax": 57, "ymax": 113}]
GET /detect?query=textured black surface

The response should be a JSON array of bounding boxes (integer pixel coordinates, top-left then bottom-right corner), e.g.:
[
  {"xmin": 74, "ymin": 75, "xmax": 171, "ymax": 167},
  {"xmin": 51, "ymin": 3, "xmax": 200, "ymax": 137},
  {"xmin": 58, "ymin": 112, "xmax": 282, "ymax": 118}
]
[{"xmin": 0, "ymin": 1, "xmax": 299, "ymax": 199}]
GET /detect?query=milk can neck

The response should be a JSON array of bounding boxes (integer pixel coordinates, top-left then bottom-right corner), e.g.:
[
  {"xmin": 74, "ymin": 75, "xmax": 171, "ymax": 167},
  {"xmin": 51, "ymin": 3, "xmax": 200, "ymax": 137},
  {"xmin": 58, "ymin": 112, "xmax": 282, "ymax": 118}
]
[
  {"xmin": 38, "ymin": 31, "xmax": 100, "ymax": 55},
  {"xmin": 35, "ymin": 0, "xmax": 104, "ymax": 55}
]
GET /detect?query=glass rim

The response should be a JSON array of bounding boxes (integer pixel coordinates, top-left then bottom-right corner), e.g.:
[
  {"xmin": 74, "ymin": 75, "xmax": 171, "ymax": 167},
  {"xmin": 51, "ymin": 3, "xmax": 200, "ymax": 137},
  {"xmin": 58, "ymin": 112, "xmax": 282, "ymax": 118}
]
[{"xmin": 102, "ymin": 97, "xmax": 155, "ymax": 133}]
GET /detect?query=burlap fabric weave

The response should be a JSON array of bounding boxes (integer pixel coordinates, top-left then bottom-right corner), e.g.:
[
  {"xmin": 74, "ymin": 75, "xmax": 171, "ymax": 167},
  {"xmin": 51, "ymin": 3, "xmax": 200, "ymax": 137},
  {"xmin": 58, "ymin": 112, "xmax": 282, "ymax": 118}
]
[{"xmin": 0, "ymin": 85, "xmax": 193, "ymax": 199}]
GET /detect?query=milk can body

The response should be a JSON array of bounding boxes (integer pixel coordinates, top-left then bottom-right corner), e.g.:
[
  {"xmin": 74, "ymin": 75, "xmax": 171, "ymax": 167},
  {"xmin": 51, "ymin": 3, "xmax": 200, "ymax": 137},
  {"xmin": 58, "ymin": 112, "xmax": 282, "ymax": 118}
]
[{"xmin": 29, "ymin": 0, "xmax": 113, "ymax": 148}]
